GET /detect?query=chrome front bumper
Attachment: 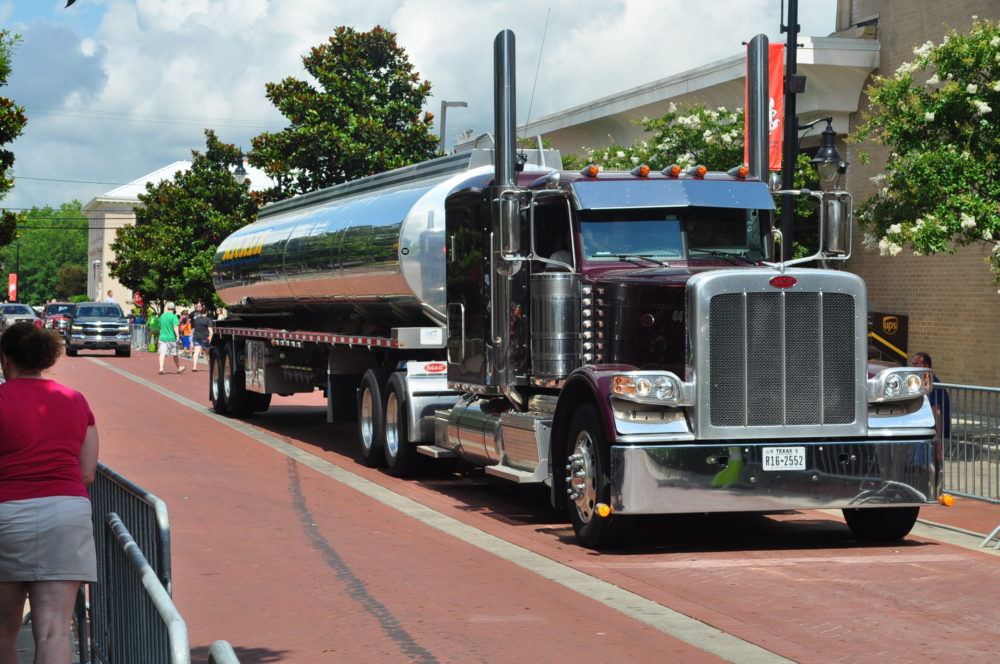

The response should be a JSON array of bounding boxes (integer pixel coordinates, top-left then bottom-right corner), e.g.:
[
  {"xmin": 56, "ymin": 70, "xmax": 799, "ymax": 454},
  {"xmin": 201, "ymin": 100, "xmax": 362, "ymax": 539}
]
[
  {"xmin": 610, "ymin": 439, "xmax": 938, "ymax": 514},
  {"xmin": 66, "ymin": 333, "xmax": 131, "ymax": 349}
]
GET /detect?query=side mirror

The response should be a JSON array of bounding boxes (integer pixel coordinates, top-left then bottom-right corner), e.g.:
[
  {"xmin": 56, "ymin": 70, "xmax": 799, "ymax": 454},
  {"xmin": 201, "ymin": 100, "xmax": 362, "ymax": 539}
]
[{"xmin": 822, "ymin": 192, "xmax": 852, "ymax": 259}]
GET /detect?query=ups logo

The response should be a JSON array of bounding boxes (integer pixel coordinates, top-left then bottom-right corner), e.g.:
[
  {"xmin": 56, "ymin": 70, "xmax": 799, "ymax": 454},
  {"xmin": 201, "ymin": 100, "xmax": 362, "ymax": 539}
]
[{"xmin": 882, "ymin": 316, "xmax": 899, "ymax": 335}]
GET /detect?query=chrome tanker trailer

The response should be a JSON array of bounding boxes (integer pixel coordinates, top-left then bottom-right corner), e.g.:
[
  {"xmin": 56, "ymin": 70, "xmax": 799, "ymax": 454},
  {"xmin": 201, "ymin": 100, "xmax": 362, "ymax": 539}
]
[{"xmin": 210, "ymin": 30, "xmax": 944, "ymax": 548}]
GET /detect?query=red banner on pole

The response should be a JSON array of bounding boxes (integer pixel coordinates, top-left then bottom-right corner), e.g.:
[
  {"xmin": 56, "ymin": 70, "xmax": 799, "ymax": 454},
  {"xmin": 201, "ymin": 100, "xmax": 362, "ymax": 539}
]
[
  {"xmin": 7, "ymin": 274, "xmax": 16, "ymax": 302},
  {"xmin": 744, "ymin": 43, "xmax": 786, "ymax": 171},
  {"xmin": 767, "ymin": 43, "xmax": 785, "ymax": 171}
]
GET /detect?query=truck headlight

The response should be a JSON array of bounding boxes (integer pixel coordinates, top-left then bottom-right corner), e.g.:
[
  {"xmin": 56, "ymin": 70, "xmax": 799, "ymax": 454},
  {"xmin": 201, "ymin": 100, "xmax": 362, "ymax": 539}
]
[
  {"xmin": 612, "ymin": 371, "xmax": 691, "ymax": 406},
  {"xmin": 868, "ymin": 368, "xmax": 931, "ymax": 402}
]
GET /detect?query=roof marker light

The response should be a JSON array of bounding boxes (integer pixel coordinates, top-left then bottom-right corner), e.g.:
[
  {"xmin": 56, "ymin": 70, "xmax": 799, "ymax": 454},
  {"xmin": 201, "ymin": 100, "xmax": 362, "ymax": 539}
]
[
  {"xmin": 581, "ymin": 164, "xmax": 600, "ymax": 177},
  {"xmin": 687, "ymin": 165, "xmax": 708, "ymax": 178},
  {"xmin": 728, "ymin": 165, "xmax": 750, "ymax": 178},
  {"xmin": 662, "ymin": 164, "xmax": 682, "ymax": 177},
  {"xmin": 630, "ymin": 164, "xmax": 651, "ymax": 177}
]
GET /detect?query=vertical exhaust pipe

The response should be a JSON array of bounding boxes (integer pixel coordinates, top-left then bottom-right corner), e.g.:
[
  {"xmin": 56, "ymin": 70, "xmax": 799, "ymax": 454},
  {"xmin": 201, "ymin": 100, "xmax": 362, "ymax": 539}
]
[
  {"xmin": 494, "ymin": 30, "xmax": 516, "ymax": 187},
  {"xmin": 746, "ymin": 34, "xmax": 769, "ymax": 180}
]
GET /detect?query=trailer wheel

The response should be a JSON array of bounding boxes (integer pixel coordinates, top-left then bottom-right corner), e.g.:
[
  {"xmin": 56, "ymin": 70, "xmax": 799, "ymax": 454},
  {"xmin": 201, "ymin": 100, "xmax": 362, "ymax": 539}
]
[
  {"xmin": 383, "ymin": 372, "xmax": 421, "ymax": 477},
  {"xmin": 842, "ymin": 506, "xmax": 919, "ymax": 542},
  {"xmin": 566, "ymin": 404, "xmax": 632, "ymax": 549},
  {"xmin": 357, "ymin": 370, "xmax": 388, "ymax": 468},
  {"xmin": 222, "ymin": 342, "xmax": 253, "ymax": 417},
  {"xmin": 209, "ymin": 347, "xmax": 228, "ymax": 414}
]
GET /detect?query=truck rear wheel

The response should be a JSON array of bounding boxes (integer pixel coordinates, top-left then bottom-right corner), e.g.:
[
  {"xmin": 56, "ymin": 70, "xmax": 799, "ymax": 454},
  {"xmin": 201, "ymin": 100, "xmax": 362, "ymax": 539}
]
[
  {"xmin": 210, "ymin": 347, "xmax": 228, "ymax": 414},
  {"xmin": 842, "ymin": 506, "xmax": 919, "ymax": 542},
  {"xmin": 357, "ymin": 370, "xmax": 388, "ymax": 468},
  {"xmin": 222, "ymin": 342, "xmax": 253, "ymax": 417},
  {"xmin": 383, "ymin": 372, "xmax": 421, "ymax": 477},
  {"xmin": 566, "ymin": 404, "xmax": 632, "ymax": 549}
]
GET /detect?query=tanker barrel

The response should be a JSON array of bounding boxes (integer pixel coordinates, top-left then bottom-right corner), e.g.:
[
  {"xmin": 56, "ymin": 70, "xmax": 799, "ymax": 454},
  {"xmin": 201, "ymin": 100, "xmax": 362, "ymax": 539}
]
[{"xmin": 493, "ymin": 29, "xmax": 516, "ymax": 188}]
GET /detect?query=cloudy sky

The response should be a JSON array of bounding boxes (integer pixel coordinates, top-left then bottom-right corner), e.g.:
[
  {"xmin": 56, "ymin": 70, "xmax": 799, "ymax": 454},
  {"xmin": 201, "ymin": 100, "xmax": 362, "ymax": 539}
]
[{"xmin": 2, "ymin": 0, "xmax": 835, "ymax": 211}]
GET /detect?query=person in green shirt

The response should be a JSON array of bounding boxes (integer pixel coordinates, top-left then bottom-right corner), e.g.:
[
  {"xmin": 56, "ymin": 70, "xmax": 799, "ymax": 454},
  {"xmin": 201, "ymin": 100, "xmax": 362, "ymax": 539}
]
[
  {"xmin": 147, "ymin": 311, "xmax": 161, "ymax": 351},
  {"xmin": 156, "ymin": 302, "xmax": 185, "ymax": 375}
]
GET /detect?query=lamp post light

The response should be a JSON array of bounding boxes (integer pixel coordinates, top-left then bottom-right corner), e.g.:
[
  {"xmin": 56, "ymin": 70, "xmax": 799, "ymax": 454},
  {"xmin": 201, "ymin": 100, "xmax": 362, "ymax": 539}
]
[
  {"xmin": 438, "ymin": 101, "xmax": 468, "ymax": 154},
  {"xmin": 810, "ymin": 118, "xmax": 846, "ymax": 191},
  {"xmin": 233, "ymin": 151, "xmax": 248, "ymax": 183}
]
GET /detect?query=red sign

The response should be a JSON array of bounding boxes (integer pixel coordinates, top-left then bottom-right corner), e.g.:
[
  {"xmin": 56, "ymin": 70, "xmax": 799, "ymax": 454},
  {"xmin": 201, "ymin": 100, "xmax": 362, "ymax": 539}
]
[
  {"xmin": 134, "ymin": 291, "xmax": 144, "ymax": 306},
  {"xmin": 7, "ymin": 274, "xmax": 16, "ymax": 302},
  {"xmin": 744, "ymin": 43, "xmax": 785, "ymax": 171}
]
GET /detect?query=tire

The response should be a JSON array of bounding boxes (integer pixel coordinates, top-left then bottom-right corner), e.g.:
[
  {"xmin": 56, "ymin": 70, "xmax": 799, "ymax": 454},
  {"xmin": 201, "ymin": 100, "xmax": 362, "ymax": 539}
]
[
  {"xmin": 383, "ymin": 372, "xmax": 422, "ymax": 477},
  {"xmin": 209, "ymin": 347, "xmax": 228, "ymax": 414},
  {"xmin": 843, "ymin": 506, "xmax": 919, "ymax": 542},
  {"xmin": 222, "ymin": 342, "xmax": 253, "ymax": 417},
  {"xmin": 357, "ymin": 370, "xmax": 388, "ymax": 468},
  {"xmin": 252, "ymin": 392, "xmax": 272, "ymax": 413},
  {"xmin": 65, "ymin": 346, "xmax": 78, "ymax": 357},
  {"xmin": 565, "ymin": 403, "xmax": 632, "ymax": 549},
  {"xmin": 115, "ymin": 347, "xmax": 131, "ymax": 358}
]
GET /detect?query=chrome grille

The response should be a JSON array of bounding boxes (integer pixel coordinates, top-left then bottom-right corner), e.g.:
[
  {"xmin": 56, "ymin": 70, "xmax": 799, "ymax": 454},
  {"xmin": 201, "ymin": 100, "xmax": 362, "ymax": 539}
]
[{"xmin": 709, "ymin": 290, "xmax": 856, "ymax": 427}]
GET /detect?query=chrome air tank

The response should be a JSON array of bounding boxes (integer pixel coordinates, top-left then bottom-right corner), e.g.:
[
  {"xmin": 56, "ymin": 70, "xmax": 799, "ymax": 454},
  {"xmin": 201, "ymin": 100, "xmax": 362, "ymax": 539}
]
[{"xmin": 213, "ymin": 152, "xmax": 499, "ymax": 329}]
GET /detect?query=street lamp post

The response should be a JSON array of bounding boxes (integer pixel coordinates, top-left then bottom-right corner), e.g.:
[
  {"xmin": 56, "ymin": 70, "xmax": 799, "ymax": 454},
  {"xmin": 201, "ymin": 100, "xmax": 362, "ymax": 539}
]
[
  {"xmin": 92, "ymin": 259, "xmax": 101, "ymax": 300},
  {"xmin": 438, "ymin": 101, "xmax": 468, "ymax": 154},
  {"xmin": 810, "ymin": 118, "xmax": 845, "ymax": 191}
]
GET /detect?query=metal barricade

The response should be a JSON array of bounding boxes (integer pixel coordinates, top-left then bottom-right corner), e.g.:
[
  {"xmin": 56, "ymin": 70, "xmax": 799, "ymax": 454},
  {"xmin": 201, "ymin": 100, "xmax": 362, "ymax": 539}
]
[
  {"xmin": 89, "ymin": 463, "xmax": 172, "ymax": 664},
  {"xmin": 207, "ymin": 641, "xmax": 241, "ymax": 664},
  {"xmin": 131, "ymin": 324, "xmax": 150, "ymax": 350},
  {"xmin": 939, "ymin": 383, "xmax": 1000, "ymax": 504},
  {"xmin": 103, "ymin": 513, "xmax": 189, "ymax": 664}
]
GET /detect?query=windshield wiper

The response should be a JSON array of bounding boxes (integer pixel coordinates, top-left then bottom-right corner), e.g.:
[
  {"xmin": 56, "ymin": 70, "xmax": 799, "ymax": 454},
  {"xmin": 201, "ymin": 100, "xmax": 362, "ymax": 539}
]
[
  {"xmin": 592, "ymin": 252, "xmax": 671, "ymax": 267},
  {"xmin": 688, "ymin": 249, "xmax": 755, "ymax": 265}
]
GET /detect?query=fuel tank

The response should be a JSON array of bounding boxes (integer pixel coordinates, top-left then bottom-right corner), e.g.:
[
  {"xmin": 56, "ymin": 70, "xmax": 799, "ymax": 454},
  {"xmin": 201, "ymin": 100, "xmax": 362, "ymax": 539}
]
[{"xmin": 213, "ymin": 149, "xmax": 558, "ymax": 331}]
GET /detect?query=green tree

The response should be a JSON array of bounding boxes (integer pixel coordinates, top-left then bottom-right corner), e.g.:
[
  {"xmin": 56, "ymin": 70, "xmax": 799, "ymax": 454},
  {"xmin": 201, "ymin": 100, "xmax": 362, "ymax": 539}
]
[
  {"xmin": 109, "ymin": 130, "xmax": 259, "ymax": 308},
  {"xmin": 250, "ymin": 25, "xmax": 437, "ymax": 200},
  {"xmin": 851, "ymin": 19, "xmax": 1000, "ymax": 285},
  {"xmin": 0, "ymin": 31, "xmax": 27, "ymax": 249},
  {"xmin": 54, "ymin": 264, "xmax": 86, "ymax": 299},
  {"xmin": 0, "ymin": 201, "xmax": 87, "ymax": 303}
]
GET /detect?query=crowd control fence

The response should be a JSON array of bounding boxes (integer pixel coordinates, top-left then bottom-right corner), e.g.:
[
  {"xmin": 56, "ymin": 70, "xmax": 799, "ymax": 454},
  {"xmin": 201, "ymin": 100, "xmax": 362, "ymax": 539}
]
[
  {"xmin": 130, "ymin": 324, "xmax": 150, "ymax": 351},
  {"xmin": 939, "ymin": 383, "xmax": 1000, "ymax": 504},
  {"xmin": 85, "ymin": 463, "xmax": 241, "ymax": 663}
]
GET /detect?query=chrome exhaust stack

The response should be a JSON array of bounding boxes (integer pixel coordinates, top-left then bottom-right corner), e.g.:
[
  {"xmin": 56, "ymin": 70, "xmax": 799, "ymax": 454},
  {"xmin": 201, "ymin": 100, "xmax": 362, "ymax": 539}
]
[{"xmin": 493, "ymin": 29, "xmax": 516, "ymax": 187}]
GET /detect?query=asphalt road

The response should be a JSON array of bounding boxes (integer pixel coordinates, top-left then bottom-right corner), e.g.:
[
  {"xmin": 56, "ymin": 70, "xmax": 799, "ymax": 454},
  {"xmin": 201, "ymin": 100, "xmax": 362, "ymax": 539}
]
[{"xmin": 44, "ymin": 350, "xmax": 1000, "ymax": 664}]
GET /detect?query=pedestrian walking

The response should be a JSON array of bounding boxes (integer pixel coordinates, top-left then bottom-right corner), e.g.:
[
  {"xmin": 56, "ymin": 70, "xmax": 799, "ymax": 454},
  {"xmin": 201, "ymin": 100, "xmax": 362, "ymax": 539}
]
[
  {"xmin": 190, "ymin": 305, "xmax": 214, "ymax": 372},
  {"xmin": 157, "ymin": 302, "xmax": 185, "ymax": 375},
  {"xmin": 0, "ymin": 323, "xmax": 99, "ymax": 664}
]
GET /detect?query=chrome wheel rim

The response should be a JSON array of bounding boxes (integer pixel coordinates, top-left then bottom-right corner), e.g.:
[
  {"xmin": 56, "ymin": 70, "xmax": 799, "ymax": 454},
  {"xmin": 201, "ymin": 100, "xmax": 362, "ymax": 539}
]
[
  {"xmin": 210, "ymin": 356, "xmax": 221, "ymax": 402},
  {"xmin": 568, "ymin": 431, "xmax": 598, "ymax": 523},
  {"xmin": 222, "ymin": 352, "xmax": 233, "ymax": 400},
  {"xmin": 360, "ymin": 387, "xmax": 375, "ymax": 452},
  {"xmin": 385, "ymin": 392, "xmax": 399, "ymax": 459}
]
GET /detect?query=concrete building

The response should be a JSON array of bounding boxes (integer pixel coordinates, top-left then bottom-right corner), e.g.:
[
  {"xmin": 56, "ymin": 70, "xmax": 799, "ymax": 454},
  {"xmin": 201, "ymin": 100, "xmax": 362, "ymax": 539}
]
[
  {"xmin": 82, "ymin": 158, "xmax": 271, "ymax": 310},
  {"xmin": 457, "ymin": 0, "xmax": 998, "ymax": 386}
]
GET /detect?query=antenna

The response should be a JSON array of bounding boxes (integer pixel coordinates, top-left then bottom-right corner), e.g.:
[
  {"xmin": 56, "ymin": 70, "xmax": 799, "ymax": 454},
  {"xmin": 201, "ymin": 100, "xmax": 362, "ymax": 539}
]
[{"xmin": 521, "ymin": 7, "xmax": 552, "ymax": 144}]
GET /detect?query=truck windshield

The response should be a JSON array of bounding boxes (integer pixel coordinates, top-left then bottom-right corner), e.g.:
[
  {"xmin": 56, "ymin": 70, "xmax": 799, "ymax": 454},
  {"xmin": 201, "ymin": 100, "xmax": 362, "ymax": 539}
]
[{"xmin": 579, "ymin": 206, "xmax": 769, "ymax": 262}]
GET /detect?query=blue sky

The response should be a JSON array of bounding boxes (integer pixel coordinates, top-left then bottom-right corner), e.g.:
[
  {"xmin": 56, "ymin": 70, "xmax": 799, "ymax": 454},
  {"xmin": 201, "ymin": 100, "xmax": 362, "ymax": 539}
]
[{"xmin": 0, "ymin": 0, "xmax": 836, "ymax": 211}]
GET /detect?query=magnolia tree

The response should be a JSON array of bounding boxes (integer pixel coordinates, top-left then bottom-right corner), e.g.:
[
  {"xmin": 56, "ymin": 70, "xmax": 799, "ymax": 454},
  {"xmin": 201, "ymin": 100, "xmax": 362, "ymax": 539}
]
[{"xmin": 852, "ymin": 18, "xmax": 1000, "ymax": 286}]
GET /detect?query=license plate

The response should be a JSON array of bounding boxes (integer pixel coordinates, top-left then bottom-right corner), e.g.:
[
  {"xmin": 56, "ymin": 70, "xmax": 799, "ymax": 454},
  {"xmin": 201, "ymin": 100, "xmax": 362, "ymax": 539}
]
[{"xmin": 762, "ymin": 447, "xmax": 806, "ymax": 471}]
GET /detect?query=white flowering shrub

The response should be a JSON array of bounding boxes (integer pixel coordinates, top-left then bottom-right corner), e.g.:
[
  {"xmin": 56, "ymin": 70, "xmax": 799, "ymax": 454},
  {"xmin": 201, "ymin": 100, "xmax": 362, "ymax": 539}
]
[{"xmin": 852, "ymin": 18, "xmax": 1000, "ymax": 286}]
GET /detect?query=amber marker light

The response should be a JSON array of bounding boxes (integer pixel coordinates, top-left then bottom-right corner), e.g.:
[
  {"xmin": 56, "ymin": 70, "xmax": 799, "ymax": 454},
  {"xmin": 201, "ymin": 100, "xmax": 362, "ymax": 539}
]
[
  {"xmin": 581, "ymin": 164, "xmax": 600, "ymax": 177},
  {"xmin": 939, "ymin": 494, "xmax": 955, "ymax": 506},
  {"xmin": 727, "ymin": 165, "xmax": 750, "ymax": 178},
  {"xmin": 687, "ymin": 165, "xmax": 708, "ymax": 177},
  {"xmin": 596, "ymin": 503, "xmax": 613, "ymax": 517},
  {"xmin": 662, "ymin": 164, "xmax": 683, "ymax": 177},
  {"xmin": 630, "ymin": 164, "xmax": 651, "ymax": 177}
]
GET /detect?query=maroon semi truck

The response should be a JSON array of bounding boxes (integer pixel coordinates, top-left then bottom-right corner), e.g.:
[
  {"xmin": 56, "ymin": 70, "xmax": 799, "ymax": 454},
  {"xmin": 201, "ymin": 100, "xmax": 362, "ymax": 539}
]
[{"xmin": 209, "ymin": 31, "xmax": 942, "ymax": 548}]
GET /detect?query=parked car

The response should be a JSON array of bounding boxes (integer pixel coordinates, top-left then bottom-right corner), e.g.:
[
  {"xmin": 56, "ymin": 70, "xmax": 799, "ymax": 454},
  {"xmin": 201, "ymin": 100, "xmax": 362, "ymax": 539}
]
[
  {"xmin": 0, "ymin": 303, "xmax": 43, "ymax": 331},
  {"xmin": 64, "ymin": 302, "xmax": 132, "ymax": 357},
  {"xmin": 43, "ymin": 301, "xmax": 76, "ymax": 332}
]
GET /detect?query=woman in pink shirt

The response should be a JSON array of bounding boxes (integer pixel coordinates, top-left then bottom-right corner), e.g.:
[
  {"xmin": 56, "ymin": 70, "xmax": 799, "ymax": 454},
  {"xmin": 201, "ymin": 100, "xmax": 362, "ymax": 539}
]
[{"xmin": 0, "ymin": 323, "xmax": 99, "ymax": 664}]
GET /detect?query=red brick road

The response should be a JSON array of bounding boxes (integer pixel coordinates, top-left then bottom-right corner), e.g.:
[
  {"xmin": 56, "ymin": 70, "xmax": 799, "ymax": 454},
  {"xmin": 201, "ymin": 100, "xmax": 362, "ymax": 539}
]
[{"xmin": 44, "ymin": 350, "xmax": 1000, "ymax": 663}]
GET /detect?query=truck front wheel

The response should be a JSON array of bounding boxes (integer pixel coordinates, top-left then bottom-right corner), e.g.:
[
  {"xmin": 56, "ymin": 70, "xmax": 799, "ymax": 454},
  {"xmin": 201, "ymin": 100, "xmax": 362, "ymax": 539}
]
[
  {"xmin": 566, "ymin": 404, "xmax": 632, "ymax": 549},
  {"xmin": 842, "ymin": 506, "xmax": 919, "ymax": 542},
  {"xmin": 357, "ymin": 370, "xmax": 388, "ymax": 468}
]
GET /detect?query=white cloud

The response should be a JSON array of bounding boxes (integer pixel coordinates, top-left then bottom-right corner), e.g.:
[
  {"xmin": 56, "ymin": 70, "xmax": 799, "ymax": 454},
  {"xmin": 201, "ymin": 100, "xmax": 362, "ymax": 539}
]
[{"xmin": 4, "ymin": 0, "xmax": 834, "ymax": 210}]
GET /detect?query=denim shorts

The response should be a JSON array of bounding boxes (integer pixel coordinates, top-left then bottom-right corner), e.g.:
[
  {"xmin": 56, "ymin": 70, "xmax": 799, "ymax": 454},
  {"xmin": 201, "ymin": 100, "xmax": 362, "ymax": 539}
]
[{"xmin": 0, "ymin": 496, "xmax": 96, "ymax": 582}]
